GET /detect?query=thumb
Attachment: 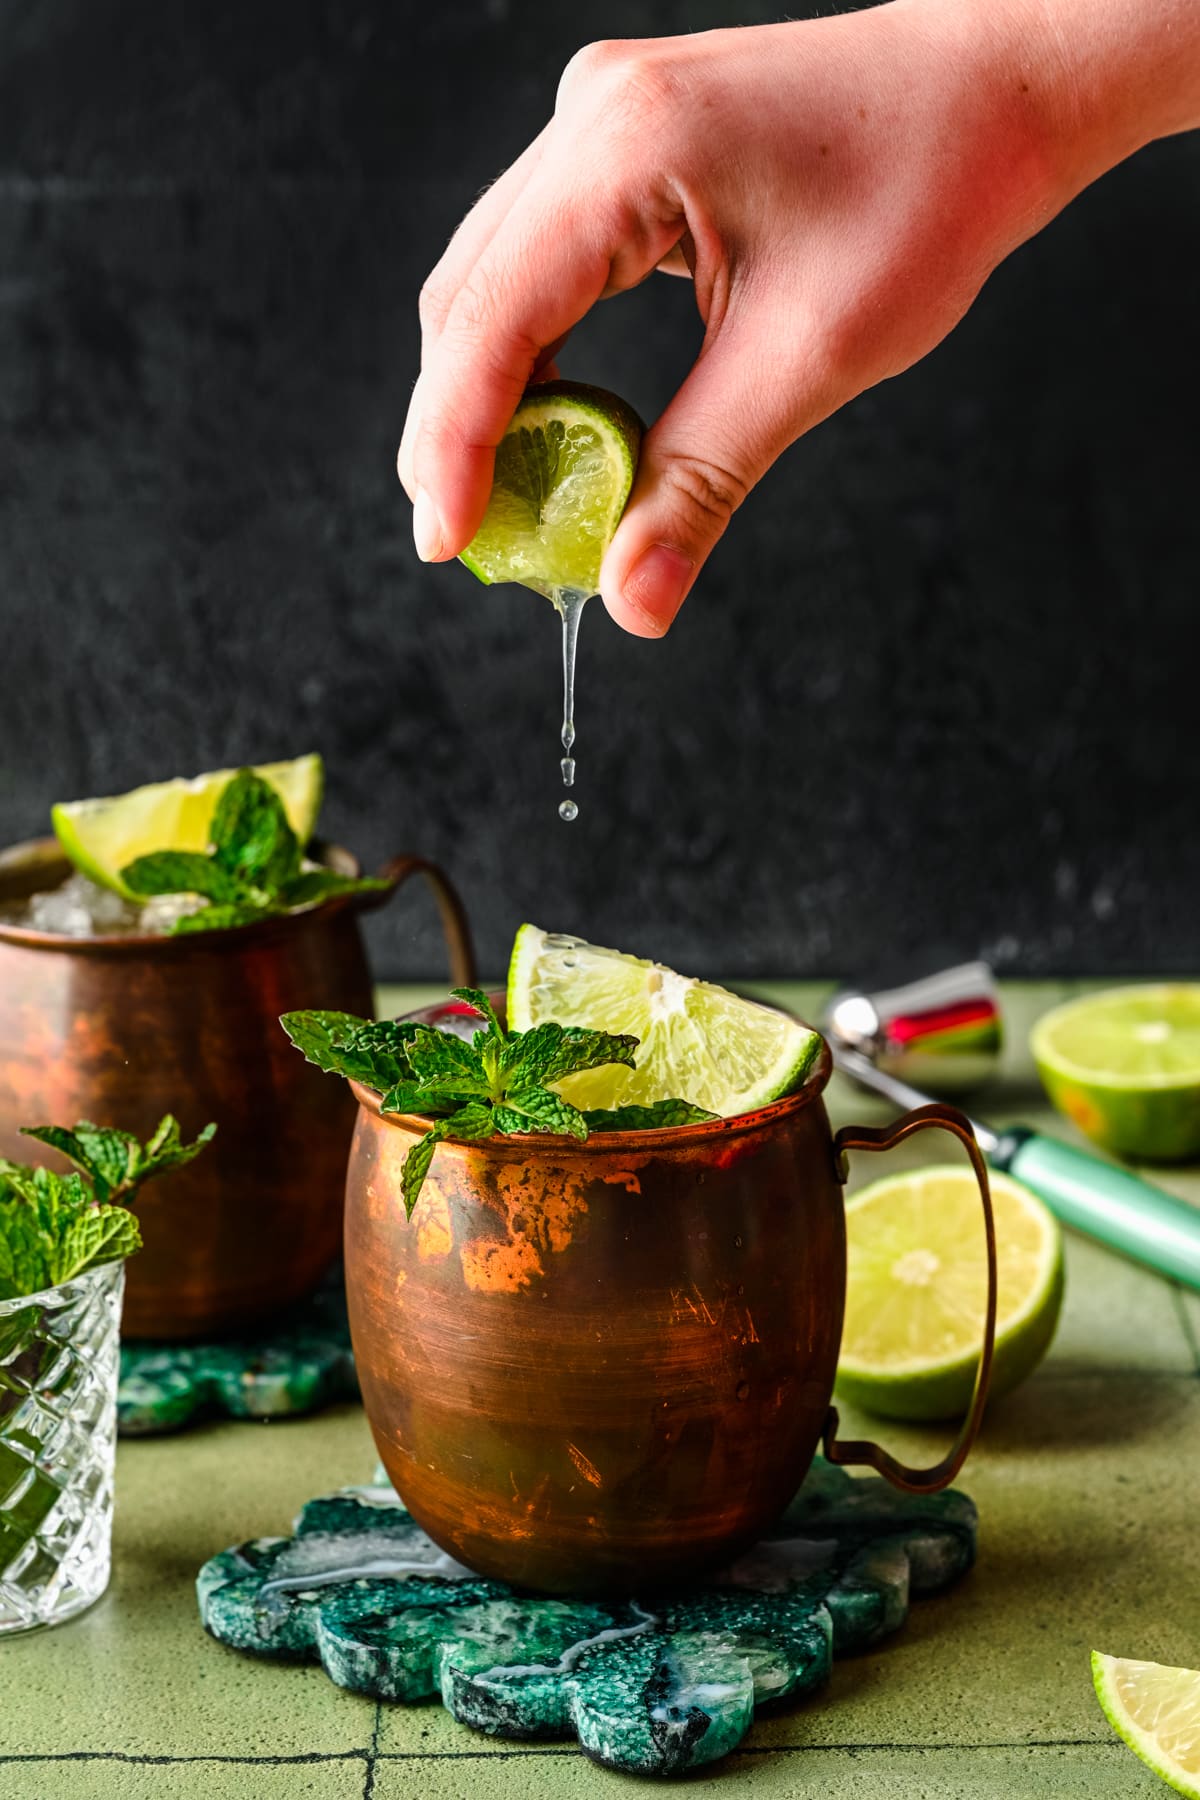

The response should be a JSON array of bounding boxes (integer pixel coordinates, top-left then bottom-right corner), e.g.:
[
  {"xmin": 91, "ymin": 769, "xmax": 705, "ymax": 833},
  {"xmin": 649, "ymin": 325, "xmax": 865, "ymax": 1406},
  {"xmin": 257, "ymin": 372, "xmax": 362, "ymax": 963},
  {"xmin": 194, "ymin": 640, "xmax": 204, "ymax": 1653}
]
[{"xmin": 599, "ymin": 329, "xmax": 816, "ymax": 637}]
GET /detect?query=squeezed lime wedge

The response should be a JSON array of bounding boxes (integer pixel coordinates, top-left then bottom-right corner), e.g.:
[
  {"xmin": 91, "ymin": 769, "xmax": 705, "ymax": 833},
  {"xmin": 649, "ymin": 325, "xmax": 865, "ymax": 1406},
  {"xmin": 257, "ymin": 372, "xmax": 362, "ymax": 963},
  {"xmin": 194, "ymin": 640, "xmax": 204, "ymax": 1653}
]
[{"xmin": 461, "ymin": 382, "xmax": 642, "ymax": 598}]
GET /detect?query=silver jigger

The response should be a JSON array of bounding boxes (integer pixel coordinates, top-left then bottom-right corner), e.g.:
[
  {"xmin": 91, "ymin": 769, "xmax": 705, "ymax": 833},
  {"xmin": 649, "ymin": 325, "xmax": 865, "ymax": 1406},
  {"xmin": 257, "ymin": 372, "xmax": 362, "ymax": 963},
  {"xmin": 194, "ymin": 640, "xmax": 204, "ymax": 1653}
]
[{"xmin": 822, "ymin": 961, "xmax": 1002, "ymax": 1098}]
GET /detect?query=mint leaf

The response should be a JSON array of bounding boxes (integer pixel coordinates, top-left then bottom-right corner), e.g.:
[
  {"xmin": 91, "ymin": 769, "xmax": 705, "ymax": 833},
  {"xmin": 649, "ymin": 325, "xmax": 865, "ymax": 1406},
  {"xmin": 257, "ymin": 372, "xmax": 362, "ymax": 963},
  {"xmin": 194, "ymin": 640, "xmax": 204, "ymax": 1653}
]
[
  {"xmin": 504, "ymin": 1022, "xmax": 639, "ymax": 1086},
  {"xmin": 211, "ymin": 770, "xmax": 301, "ymax": 891},
  {"xmin": 280, "ymin": 1011, "xmax": 417, "ymax": 1093},
  {"xmin": 400, "ymin": 1101, "xmax": 496, "ymax": 1216},
  {"xmin": 0, "ymin": 1180, "xmax": 142, "ymax": 1299},
  {"xmin": 451, "ymin": 988, "xmax": 504, "ymax": 1043},
  {"xmin": 280, "ymin": 870, "xmax": 391, "ymax": 908},
  {"xmin": 0, "ymin": 1202, "xmax": 40, "ymax": 1303},
  {"xmin": 438, "ymin": 1101, "xmax": 496, "ymax": 1141},
  {"xmin": 170, "ymin": 902, "xmax": 281, "ymax": 935},
  {"xmin": 583, "ymin": 1100, "xmax": 719, "ymax": 1131},
  {"xmin": 400, "ymin": 1132, "xmax": 441, "ymax": 1216},
  {"xmin": 380, "ymin": 1082, "xmax": 477, "ymax": 1117},
  {"xmin": 21, "ymin": 1124, "xmax": 137, "ymax": 1203},
  {"xmin": 51, "ymin": 1204, "xmax": 142, "ymax": 1287},
  {"xmin": 0, "ymin": 1195, "xmax": 49, "ymax": 1301},
  {"xmin": 493, "ymin": 1085, "xmax": 588, "ymax": 1139},
  {"xmin": 0, "ymin": 1166, "xmax": 134, "ymax": 1300},
  {"xmin": 406, "ymin": 1026, "xmax": 489, "ymax": 1091},
  {"xmin": 135, "ymin": 1116, "xmax": 216, "ymax": 1186},
  {"xmin": 121, "ymin": 852, "xmax": 243, "ymax": 903}
]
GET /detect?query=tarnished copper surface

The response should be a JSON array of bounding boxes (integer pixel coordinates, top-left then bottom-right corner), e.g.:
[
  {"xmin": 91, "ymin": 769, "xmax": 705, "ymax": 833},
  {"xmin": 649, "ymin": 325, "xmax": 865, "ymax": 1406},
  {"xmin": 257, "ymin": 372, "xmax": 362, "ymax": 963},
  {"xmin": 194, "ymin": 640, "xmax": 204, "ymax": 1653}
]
[
  {"xmin": 0, "ymin": 837, "xmax": 476, "ymax": 1340},
  {"xmin": 345, "ymin": 1012, "xmax": 849, "ymax": 1594}
]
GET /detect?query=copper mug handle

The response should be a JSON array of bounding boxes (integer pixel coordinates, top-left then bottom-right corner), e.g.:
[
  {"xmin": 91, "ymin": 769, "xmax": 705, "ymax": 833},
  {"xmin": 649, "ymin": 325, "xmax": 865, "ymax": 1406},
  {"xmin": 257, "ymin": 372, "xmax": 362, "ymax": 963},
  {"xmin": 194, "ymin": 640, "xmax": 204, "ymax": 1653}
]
[
  {"xmin": 358, "ymin": 855, "xmax": 478, "ymax": 989},
  {"xmin": 823, "ymin": 1102, "xmax": 998, "ymax": 1495}
]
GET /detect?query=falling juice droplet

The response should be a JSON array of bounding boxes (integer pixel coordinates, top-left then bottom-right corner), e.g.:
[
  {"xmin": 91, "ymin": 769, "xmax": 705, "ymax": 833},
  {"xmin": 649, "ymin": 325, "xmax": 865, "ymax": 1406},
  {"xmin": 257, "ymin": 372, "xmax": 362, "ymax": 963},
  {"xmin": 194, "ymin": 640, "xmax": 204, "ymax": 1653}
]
[{"xmin": 554, "ymin": 588, "xmax": 587, "ymax": 822}]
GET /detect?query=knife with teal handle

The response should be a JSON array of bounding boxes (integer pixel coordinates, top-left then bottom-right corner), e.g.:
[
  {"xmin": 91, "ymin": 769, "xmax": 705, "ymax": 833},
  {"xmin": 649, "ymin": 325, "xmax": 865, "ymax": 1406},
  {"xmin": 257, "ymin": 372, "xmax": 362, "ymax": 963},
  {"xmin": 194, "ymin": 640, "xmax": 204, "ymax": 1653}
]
[{"xmin": 834, "ymin": 1047, "xmax": 1200, "ymax": 1291}]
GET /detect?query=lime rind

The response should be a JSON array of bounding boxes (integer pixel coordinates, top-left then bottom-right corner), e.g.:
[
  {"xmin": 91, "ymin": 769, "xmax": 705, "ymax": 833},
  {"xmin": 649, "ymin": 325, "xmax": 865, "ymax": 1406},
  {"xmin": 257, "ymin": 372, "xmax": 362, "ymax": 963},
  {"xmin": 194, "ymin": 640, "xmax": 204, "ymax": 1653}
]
[
  {"xmin": 508, "ymin": 923, "xmax": 820, "ymax": 1119},
  {"xmin": 1092, "ymin": 1652, "xmax": 1200, "ymax": 1799}
]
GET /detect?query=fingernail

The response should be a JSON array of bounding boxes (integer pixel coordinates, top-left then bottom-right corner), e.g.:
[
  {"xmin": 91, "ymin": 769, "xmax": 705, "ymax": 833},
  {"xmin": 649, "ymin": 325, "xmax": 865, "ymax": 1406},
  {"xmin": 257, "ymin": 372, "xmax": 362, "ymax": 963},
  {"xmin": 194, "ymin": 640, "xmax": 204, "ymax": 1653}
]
[
  {"xmin": 623, "ymin": 545, "xmax": 695, "ymax": 629},
  {"xmin": 412, "ymin": 487, "xmax": 444, "ymax": 562}
]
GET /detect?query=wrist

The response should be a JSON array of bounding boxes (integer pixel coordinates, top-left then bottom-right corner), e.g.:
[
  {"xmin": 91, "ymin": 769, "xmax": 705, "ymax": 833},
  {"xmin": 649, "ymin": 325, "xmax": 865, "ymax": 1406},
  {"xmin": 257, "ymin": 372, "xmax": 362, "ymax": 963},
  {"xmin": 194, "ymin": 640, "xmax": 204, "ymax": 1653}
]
[{"xmin": 913, "ymin": 0, "xmax": 1200, "ymax": 217}]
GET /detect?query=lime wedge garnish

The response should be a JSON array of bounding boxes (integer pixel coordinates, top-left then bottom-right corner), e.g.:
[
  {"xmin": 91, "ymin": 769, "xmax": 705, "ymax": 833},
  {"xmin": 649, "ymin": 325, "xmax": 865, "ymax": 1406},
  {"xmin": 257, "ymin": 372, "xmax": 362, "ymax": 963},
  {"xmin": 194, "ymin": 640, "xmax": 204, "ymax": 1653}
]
[
  {"xmin": 1031, "ymin": 984, "xmax": 1200, "ymax": 1162},
  {"xmin": 52, "ymin": 754, "xmax": 324, "ymax": 897},
  {"xmin": 461, "ymin": 382, "xmax": 642, "ymax": 598},
  {"xmin": 836, "ymin": 1166, "xmax": 1063, "ymax": 1421},
  {"xmin": 506, "ymin": 924, "xmax": 820, "ymax": 1117},
  {"xmin": 1093, "ymin": 1652, "xmax": 1200, "ymax": 1798}
]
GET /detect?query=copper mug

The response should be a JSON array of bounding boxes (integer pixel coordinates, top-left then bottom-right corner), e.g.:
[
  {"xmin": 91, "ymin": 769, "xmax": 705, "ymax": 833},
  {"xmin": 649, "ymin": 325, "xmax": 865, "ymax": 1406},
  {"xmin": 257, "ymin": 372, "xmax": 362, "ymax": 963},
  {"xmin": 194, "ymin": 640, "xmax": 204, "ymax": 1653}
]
[
  {"xmin": 345, "ymin": 996, "xmax": 997, "ymax": 1595},
  {"xmin": 0, "ymin": 838, "xmax": 475, "ymax": 1339}
]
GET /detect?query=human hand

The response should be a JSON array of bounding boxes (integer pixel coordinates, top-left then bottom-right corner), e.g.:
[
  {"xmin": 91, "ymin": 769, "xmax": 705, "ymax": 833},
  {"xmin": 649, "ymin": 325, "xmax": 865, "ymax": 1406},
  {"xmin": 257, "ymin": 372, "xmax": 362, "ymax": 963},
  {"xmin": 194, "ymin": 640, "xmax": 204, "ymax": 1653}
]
[{"xmin": 399, "ymin": 0, "xmax": 1197, "ymax": 636}]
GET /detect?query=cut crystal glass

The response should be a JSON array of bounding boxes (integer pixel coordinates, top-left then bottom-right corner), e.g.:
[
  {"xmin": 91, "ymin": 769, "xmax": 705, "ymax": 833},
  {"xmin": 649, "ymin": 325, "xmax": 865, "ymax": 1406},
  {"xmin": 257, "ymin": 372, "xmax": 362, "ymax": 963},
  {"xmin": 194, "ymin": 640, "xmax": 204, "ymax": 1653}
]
[{"xmin": 0, "ymin": 1262, "xmax": 122, "ymax": 1633}]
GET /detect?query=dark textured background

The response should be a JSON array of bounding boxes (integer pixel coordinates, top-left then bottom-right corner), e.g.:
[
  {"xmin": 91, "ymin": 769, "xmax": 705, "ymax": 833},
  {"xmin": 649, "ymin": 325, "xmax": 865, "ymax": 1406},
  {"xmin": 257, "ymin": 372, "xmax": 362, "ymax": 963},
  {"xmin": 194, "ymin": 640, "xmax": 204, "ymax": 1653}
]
[{"xmin": 1, "ymin": 0, "xmax": 1197, "ymax": 981}]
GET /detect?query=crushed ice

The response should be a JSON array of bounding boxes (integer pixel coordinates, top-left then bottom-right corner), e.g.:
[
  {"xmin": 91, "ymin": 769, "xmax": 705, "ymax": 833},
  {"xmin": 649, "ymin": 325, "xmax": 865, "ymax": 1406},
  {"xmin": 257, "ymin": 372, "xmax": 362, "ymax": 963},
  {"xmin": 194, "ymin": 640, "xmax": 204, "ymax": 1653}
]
[{"xmin": 0, "ymin": 872, "xmax": 204, "ymax": 938}]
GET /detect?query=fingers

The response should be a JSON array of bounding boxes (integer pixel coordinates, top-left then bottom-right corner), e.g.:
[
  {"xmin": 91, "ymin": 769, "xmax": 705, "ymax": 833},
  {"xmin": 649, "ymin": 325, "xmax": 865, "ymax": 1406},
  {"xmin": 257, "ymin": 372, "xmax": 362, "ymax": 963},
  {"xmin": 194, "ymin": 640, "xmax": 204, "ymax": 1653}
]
[
  {"xmin": 405, "ymin": 175, "xmax": 681, "ymax": 561},
  {"xmin": 600, "ymin": 321, "xmax": 830, "ymax": 636},
  {"xmin": 419, "ymin": 126, "xmax": 551, "ymax": 349},
  {"xmin": 399, "ymin": 128, "xmax": 550, "ymax": 500}
]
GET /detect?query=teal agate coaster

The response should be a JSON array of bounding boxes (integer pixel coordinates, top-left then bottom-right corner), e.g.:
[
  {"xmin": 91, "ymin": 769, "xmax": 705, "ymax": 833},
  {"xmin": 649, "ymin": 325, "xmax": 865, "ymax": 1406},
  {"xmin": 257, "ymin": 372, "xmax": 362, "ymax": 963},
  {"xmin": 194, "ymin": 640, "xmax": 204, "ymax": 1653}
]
[
  {"xmin": 118, "ymin": 1270, "xmax": 356, "ymax": 1436},
  {"xmin": 197, "ymin": 1459, "xmax": 977, "ymax": 1775}
]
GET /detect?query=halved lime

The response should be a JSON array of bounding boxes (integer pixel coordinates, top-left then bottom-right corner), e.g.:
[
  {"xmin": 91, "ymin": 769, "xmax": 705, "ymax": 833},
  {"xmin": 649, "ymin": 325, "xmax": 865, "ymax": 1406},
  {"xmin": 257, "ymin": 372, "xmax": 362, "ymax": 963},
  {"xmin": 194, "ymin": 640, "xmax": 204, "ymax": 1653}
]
[
  {"xmin": 1093, "ymin": 1652, "xmax": 1200, "ymax": 1798},
  {"xmin": 835, "ymin": 1166, "xmax": 1063, "ymax": 1421},
  {"xmin": 1032, "ymin": 985, "xmax": 1200, "ymax": 1162},
  {"xmin": 52, "ymin": 754, "xmax": 324, "ymax": 897},
  {"xmin": 506, "ymin": 924, "xmax": 820, "ymax": 1117},
  {"xmin": 460, "ymin": 382, "xmax": 642, "ymax": 598}
]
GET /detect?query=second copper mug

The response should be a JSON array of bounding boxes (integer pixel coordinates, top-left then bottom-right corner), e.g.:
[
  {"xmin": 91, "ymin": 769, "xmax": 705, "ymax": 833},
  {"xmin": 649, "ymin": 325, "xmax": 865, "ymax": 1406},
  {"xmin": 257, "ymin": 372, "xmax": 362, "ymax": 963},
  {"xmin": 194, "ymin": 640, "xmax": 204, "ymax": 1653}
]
[{"xmin": 345, "ymin": 997, "xmax": 997, "ymax": 1595}]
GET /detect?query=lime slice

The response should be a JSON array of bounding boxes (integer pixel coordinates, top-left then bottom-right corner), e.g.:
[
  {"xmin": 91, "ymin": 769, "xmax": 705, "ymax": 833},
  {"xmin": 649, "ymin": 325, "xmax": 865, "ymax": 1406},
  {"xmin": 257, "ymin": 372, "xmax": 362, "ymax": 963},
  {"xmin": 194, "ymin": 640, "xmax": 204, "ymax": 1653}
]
[
  {"xmin": 52, "ymin": 754, "xmax": 324, "ymax": 897},
  {"xmin": 461, "ymin": 382, "xmax": 642, "ymax": 598},
  {"xmin": 1093, "ymin": 1652, "xmax": 1200, "ymax": 1798},
  {"xmin": 506, "ymin": 924, "xmax": 820, "ymax": 1117},
  {"xmin": 1032, "ymin": 985, "xmax": 1200, "ymax": 1163},
  {"xmin": 835, "ymin": 1166, "xmax": 1063, "ymax": 1421}
]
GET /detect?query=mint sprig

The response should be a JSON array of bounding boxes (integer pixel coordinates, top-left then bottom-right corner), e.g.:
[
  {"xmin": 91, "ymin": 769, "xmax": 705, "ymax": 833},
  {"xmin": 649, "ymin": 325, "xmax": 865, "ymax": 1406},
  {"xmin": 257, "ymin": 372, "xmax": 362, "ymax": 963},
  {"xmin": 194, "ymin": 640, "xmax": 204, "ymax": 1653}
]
[
  {"xmin": 0, "ymin": 1114, "xmax": 215, "ymax": 1302},
  {"xmin": 20, "ymin": 1114, "xmax": 216, "ymax": 1206},
  {"xmin": 281, "ymin": 990, "xmax": 717, "ymax": 1216},
  {"xmin": 119, "ymin": 769, "xmax": 388, "ymax": 936}
]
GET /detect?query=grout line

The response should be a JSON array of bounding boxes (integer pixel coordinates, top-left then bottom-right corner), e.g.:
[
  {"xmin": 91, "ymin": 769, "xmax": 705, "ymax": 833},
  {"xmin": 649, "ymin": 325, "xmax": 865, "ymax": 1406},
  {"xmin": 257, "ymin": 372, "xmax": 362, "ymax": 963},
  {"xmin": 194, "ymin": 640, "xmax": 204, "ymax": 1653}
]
[
  {"xmin": 363, "ymin": 1703, "xmax": 382, "ymax": 1799},
  {"xmin": 1171, "ymin": 1284, "xmax": 1200, "ymax": 1374},
  {"xmin": 0, "ymin": 1736, "xmax": 1117, "ymax": 1770},
  {"xmin": 0, "ymin": 1751, "xmax": 371, "ymax": 1767}
]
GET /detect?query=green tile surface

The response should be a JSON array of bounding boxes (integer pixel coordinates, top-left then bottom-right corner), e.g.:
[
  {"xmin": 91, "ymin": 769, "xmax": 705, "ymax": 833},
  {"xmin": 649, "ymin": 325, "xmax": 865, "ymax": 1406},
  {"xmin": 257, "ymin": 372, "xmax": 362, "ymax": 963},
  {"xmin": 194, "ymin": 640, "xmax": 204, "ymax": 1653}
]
[{"xmin": 2, "ymin": 980, "xmax": 1198, "ymax": 1799}]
